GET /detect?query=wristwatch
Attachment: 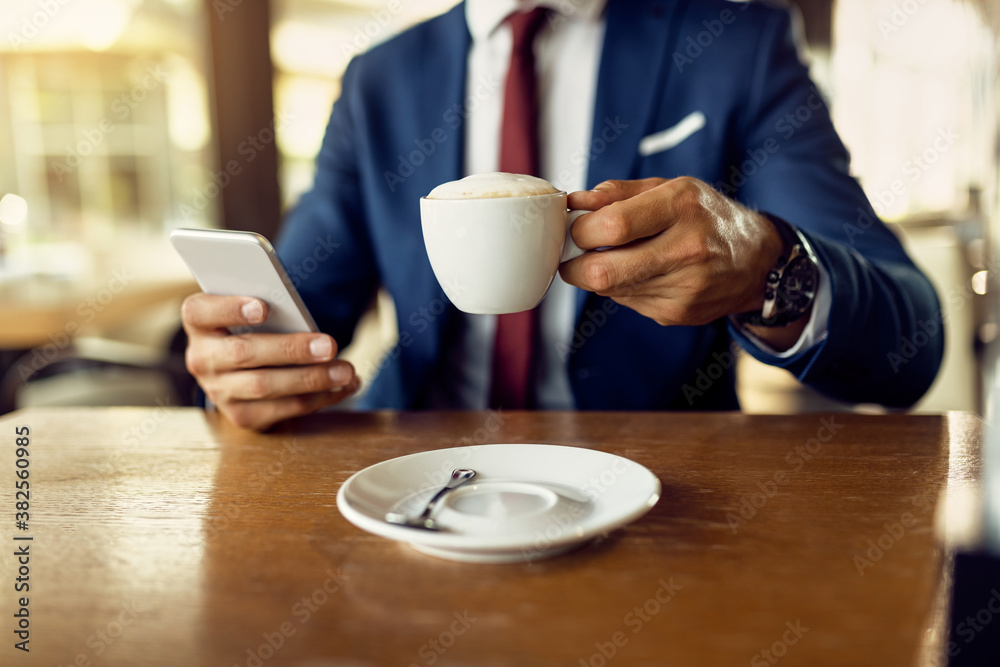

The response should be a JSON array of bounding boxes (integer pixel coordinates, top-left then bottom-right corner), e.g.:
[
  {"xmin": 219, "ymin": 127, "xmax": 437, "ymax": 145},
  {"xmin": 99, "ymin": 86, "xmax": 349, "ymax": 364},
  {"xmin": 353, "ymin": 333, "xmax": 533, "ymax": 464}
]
[{"xmin": 734, "ymin": 214, "xmax": 819, "ymax": 328}]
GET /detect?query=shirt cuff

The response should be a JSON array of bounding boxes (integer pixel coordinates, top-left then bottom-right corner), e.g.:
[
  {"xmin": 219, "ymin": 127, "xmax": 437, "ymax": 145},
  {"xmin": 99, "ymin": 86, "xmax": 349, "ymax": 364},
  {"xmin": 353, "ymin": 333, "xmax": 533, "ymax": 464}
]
[{"xmin": 732, "ymin": 258, "xmax": 831, "ymax": 359}]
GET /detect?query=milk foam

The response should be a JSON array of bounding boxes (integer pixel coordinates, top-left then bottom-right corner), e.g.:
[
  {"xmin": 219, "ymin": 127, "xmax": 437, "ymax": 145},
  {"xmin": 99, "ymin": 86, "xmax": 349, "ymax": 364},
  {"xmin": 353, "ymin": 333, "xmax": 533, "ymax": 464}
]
[{"xmin": 426, "ymin": 172, "xmax": 560, "ymax": 199}]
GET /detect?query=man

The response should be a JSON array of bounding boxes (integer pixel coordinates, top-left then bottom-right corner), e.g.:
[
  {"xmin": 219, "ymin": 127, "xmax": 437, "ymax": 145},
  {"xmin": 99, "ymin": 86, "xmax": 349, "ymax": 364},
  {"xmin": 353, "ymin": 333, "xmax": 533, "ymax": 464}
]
[{"xmin": 182, "ymin": 0, "xmax": 943, "ymax": 430}]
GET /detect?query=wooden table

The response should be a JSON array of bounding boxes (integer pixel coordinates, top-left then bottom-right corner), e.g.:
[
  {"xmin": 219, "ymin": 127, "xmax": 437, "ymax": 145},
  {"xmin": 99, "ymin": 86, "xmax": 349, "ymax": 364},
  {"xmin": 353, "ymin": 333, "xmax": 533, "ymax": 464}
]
[
  {"xmin": 0, "ymin": 277, "xmax": 196, "ymax": 349},
  {"xmin": 0, "ymin": 238, "xmax": 196, "ymax": 348},
  {"xmin": 0, "ymin": 408, "xmax": 981, "ymax": 666}
]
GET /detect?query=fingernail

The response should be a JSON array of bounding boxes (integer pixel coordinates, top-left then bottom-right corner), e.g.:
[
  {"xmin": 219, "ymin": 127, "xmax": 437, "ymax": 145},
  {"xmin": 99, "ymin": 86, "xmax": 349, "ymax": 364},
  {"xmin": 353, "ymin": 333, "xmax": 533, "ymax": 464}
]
[
  {"xmin": 241, "ymin": 300, "xmax": 264, "ymax": 324},
  {"xmin": 329, "ymin": 364, "xmax": 353, "ymax": 384},
  {"xmin": 310, "ymin": 337, "xmax": 333, "ymax": 359}
]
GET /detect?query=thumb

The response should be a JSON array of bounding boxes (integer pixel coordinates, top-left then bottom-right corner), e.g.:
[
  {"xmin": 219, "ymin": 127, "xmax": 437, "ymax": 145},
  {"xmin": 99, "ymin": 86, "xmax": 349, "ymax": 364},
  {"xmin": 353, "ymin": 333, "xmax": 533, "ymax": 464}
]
[{"xmin": 569, "ymin": 178, "xmax": 667, "ymax": 210}]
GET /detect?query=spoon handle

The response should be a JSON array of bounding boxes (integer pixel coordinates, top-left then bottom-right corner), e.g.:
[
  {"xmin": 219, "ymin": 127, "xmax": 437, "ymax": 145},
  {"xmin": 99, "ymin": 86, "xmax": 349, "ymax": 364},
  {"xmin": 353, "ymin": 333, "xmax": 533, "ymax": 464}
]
[{"xmin": 415, "ymin": 468, "xmax": 476, "ymax": 521}]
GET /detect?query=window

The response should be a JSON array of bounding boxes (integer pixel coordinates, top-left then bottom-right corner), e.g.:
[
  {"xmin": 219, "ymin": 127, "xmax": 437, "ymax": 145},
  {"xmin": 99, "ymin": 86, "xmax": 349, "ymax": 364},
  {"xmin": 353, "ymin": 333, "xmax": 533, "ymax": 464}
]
[
  {"xmin": 269, "ymin": 0, "xmax": 462, "ymax": 208},
  {"xmin": 0, "ymin": 0, "xmax": 213, "ymax": 246},
  {"xmin": 831, "ymin": 0, "xmax": 996, "ymax": 220}
]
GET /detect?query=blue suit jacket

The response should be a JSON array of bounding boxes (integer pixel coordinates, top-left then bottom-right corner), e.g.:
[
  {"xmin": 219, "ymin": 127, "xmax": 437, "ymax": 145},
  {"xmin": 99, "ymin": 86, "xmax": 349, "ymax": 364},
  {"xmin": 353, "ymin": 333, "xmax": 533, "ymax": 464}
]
[{"xmin": 276, "ymin": 0, "xmax": 943, "ymax": 410}]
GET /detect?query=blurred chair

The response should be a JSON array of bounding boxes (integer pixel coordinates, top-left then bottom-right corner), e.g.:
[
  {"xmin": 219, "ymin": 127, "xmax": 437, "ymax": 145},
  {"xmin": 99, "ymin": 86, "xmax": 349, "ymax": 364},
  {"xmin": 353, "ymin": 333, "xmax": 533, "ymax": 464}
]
[
  {"xmin": 899, "ymin": 221, "xmax": 980, "ymax": 413},
  {"xmin": 0, "ymin": 328, "xmax": 197, "ymax": 414}
]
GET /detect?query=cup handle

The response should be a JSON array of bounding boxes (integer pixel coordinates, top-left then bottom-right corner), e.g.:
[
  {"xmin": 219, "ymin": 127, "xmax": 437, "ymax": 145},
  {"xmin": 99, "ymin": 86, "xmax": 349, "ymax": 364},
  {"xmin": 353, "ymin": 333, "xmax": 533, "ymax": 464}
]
[{"xmin": 560, "ymin": 209, "xmax": 587, "ymax": 263}]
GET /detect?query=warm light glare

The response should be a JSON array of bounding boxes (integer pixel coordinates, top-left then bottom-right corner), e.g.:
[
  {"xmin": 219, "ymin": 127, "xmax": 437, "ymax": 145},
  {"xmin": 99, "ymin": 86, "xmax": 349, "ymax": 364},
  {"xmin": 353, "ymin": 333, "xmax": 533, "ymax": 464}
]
[
  {"xmin": 874, "ymin": 3, "xmax": 982, "ymax": 67},
  {"xmin": 275, "ymin": 76, "xmax": 338, "ymax": 159},
  {"xmin": 273, "ymin": 20, "xmax": 354, "ymax": 79},
  {"xmin": 166, "ymin": 57, "xmax": 210, "ymax": 152},
  {"xmin": 80, "ymin": 0, "xmax": 133, "ymax": 52},
  {"xmin": 832, "ymin": 0, "xmax": 992, "ymax": 221},
  {"xmin": 972, "ymin": 270, "xmax": 988, "ymax": 296},
  {"xmin": 0, "ymin": 194, "xmax": 28, "ymax": 227}
]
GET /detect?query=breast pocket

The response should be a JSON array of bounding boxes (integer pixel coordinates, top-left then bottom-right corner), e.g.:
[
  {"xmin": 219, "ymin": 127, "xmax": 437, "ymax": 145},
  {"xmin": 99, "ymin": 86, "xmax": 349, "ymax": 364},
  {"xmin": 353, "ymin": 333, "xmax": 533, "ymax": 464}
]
[
  {"xmin": 635, "ymin": 110, "xmax": 726, "ymax": 184},
  {"xmin": 638, "ymin": 111, "xmax": 706, "ymax": 157}
]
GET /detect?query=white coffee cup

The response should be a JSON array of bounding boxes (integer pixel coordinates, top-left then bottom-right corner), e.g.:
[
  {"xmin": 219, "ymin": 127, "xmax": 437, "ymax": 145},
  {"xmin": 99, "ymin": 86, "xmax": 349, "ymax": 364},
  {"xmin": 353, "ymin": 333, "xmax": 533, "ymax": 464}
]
[{"xmin": 420, "ymin": 189, "xmax": 586, "ymax": 314}]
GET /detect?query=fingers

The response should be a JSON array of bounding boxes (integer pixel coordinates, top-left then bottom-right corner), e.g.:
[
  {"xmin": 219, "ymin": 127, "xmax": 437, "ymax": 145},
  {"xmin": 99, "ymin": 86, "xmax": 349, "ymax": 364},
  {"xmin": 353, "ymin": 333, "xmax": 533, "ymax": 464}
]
[
  {"xmin": 221, "ymin": 378, "xmax": 363, "ymax": 431},
  {"xmin": 564, "ymin": 176, "xmax": 784, "ymax": 328},
  {"xmin": 568, "ymin": 177, "xmax": 694, "ymax": 250},
  {"xmin": 180, "ymin": 293, "xmax": 361, "ymax": 431},
  {"xmin": 560, "ymin": 242, "xmax": 668, "ymax": 295},
  {"xmin": 568, "ymin": 178, "xmax": 666, "ymax": 211},
  {"xmin": 203, "ymin": 360, "xmax": 358, "ymax": 403},
  {"xmin": 561, "ymin": 217, "xmax": 716, "ymax": 294},
  {"xmin": 186, "ymin": 331, "xmax": 339, "ymax": 376},
  {"xmin": 182, "ymin": 293, "xmax": 269, "ymax": 335}
]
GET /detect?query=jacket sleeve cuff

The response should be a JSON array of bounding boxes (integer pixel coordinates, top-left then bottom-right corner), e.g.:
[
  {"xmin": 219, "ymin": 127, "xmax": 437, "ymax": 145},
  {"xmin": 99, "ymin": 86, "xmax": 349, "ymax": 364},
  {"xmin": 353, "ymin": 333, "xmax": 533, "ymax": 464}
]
[{"xmin": 730, "ymin": 256, "xmax": 831, "ymax": 360}]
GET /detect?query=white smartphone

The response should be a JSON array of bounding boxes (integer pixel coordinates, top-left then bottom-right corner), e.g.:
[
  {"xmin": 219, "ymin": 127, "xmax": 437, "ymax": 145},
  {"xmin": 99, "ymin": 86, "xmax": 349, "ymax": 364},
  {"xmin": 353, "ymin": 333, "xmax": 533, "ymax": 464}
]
[{"xmin": 169, "ymin": 228, "xmax": 319, "ymax": 334}]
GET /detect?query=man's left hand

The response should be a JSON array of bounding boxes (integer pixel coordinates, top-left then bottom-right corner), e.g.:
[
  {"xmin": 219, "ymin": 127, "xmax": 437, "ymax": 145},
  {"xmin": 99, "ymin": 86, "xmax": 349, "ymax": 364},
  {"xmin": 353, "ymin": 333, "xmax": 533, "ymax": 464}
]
[{"xmin": 561, "ymin": 177, "xmax": 799, "ymax": 340}]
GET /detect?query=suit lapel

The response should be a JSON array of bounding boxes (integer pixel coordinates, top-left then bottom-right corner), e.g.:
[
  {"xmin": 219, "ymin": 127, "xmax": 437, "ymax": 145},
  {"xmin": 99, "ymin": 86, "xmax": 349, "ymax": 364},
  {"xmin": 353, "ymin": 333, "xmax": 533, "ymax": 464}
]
[
  {"xmin": 421, "ymin": 3, "xmax": 471, "ymax": 188},
  {"xmin": 576, "ymin": 0, "xmax": 687, "ymax": 317},
  {"xmin": 404, "ymin": 3, "xmax": 471, "ymax": 405}
]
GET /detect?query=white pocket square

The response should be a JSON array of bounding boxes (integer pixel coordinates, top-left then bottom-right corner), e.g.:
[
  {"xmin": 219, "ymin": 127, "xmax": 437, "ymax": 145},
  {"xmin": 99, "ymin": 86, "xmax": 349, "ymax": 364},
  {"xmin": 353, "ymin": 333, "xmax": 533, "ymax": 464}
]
[{"xmin": 638, "ymin": 111, "xmax": 706, "ymax": 157}]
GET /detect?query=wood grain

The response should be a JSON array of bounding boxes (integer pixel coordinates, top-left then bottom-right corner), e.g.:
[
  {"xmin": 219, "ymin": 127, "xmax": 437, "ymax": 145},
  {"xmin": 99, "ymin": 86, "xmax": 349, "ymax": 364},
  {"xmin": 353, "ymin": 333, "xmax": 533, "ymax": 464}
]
[{"xmin": 0, "ymin": 408, "xmax": 980, "ymax": 666}]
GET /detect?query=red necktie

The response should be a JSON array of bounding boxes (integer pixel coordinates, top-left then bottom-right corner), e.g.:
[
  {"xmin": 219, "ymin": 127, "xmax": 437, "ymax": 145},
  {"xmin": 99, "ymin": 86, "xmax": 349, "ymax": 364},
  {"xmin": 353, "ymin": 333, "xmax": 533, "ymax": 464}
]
[{"xmin": 489, "ymin": 7, "xmax": 548, "ymax": 410}]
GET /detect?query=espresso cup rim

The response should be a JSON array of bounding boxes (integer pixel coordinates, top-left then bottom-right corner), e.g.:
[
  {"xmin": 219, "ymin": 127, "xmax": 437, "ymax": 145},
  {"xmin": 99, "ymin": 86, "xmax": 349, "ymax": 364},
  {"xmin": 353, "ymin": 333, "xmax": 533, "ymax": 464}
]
[{"xmin": 420, "ymin": 190, "xmax": 567, "ymax": 202}]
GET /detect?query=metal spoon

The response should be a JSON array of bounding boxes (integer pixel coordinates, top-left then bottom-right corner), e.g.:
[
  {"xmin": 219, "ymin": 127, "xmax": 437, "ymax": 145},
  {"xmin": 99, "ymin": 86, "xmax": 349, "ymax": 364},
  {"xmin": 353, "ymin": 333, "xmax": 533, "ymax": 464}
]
[{"xmin": 384, "ymin": 468, "xmax": 477, "ymax": 531}]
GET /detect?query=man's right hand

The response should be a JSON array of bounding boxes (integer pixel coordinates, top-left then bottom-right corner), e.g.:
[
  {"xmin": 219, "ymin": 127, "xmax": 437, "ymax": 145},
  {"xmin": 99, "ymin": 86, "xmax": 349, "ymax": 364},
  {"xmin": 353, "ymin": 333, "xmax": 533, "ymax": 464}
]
[{"xmin": 181, "ymin": 294, "xmax": 360, "ymax": 431}]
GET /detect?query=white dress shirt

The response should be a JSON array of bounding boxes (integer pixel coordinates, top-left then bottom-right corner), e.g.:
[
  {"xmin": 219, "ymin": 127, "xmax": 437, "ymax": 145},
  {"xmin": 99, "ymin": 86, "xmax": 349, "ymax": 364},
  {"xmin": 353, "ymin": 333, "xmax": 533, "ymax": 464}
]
[{"xmin": 425, "ymin": 0, "xmax": 830, "ymax": 409}]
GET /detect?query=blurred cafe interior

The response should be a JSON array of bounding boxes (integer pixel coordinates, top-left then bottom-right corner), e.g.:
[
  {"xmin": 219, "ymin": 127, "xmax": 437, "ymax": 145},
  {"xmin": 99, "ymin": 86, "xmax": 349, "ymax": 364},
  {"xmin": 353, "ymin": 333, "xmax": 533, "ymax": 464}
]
[{"xmin": 2, "ymin": 0, "xmax": 1000, "ymax": 663}]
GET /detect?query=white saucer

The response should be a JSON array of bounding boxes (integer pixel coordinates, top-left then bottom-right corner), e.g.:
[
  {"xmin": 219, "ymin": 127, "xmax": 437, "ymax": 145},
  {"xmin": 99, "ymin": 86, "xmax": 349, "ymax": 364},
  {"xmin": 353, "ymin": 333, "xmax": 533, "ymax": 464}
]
[{"xmin": 336, "ymin": 444, "xmax": 660, "ymax": 563}]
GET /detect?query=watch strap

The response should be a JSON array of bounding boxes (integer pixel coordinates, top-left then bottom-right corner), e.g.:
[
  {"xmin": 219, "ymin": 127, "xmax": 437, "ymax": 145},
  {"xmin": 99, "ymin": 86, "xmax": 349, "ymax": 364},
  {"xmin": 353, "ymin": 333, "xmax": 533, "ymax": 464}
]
[{"xmin": 734, "ymin": 214, "xmax": 818, "ymax": 328}]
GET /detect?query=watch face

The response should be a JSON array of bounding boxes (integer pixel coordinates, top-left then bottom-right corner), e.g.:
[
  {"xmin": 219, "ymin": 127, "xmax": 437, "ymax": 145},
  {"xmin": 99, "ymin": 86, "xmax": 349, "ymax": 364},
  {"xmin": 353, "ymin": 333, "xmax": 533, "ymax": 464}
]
[{"xmin": 776, "ymin": 254, "xmax": 818, "ymax": 318}]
